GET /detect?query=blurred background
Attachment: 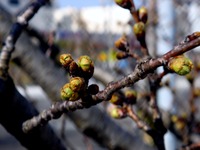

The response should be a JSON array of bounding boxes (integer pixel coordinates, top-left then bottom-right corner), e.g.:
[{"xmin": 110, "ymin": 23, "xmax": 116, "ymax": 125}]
[{"xmin": 0, "ymin": 0, "xmax": 200, "ymax": 150}]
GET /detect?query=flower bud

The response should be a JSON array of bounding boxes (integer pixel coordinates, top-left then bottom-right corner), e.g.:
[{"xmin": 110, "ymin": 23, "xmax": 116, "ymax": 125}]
[
  {"xmin": 114, "ymin": 0, "xmax": 133, "ymax": 9},
  {"xmin": 69, "ymin": 77, "xmax": 85, "ymax": 92},
  {"xmin": 116, "ymin": 52, "xmax": 128, "ymax": 59},
  {"xmin": 60, "ymin": 83, "xmax": 73, "ymax": 100},
  {"xmin": 60, "ymin": 54, "xmax": 73, "ymax": 68},
  {"xmin": 168, "ymin": 55, "xmax": 193, "ymax": 76},
  {"xmin": 133, "ymin": 22, "xmax": 145, "ymax": 40},
  {"xmin": 69, "ymin": 61, "xmax": 79, "ymax": 76},
  {"xmin": 78, "ymin": 55, "xmax": 94, "ymax": 79},
  {"xmin": 88, "ymin": 84, "xmax": 99, "ymax": 95},
  {"xmin": 107, "ymin": 104, "xmax": 126, "ymax": 119},
  {"xmin": 60, "ymin": 83, "xmax": 80, "ymax": 101},
  {"xmin": 193, "ymin": 88, "xmax": 200, "ymax": 97},
  {"xmin": 114, "ymin": 36, "xmax": 129, "ymax": 52},
  {"xmin": 139, "ymin": 6, "xmax": 148, "ymax": 24},
  {"xmin": 109, "ymin": 93, "xmax": 123, "ymax": 105},
  {"xmin": 125, "ymin": 90, "xmax": 137, "ymax": 104}
]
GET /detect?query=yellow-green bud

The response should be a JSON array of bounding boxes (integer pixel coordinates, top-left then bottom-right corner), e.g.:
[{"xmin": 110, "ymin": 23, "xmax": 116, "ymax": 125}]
[
  {"xmin": 78, "ymin": 55, "xmax": 94, "ymax": 79},
  {"xmin": 133, "ymin": 22, "xmax": 145, "ymax": 39},
  {"xmin": 69, "ymin": 77, "xmax": 85, "ymax": 92},
  {"xmin": 125, "ymin": 90, "xmax": 137, "ymax": 104},
  {"xmin": 114, "ymin": 35, "xmax": 129, "ymax": 52},
  {"xmin": 60, "ymin": 83, "xmax": 80, "ymax": 101},
  {"xmin": 139, "ymin": 6, "xmax": 148, "ymax": 24},
  {"xmin": 107, "ymin": 105, "xmax": 126, "ymax": 119},
  {"xmin": 114, "ymin": 0, "xmax": 133, "ymax": 9},
  {"xmin": 60, "ymin": 54, "xmax": 73, "ymax": 68},
  {"xmin": 109, "ymin": 93, "xmax": 123, "ymax": 105},
  {"xmin": 60, "ymin": 83, "xmax": 74, "ymax": 100},
  {"xmin": 168, "ymin": 55, "xmax": 193, "ymax": 76}
]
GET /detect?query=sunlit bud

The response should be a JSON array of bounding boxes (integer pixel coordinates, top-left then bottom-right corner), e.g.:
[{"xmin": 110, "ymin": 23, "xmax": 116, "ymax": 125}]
[
  {"xmin": 109, "ymin": 93, "xmax": 123, "ymax": 105},
  {"xmin": 116, "ymin": 52, "xmax": 128, "ymax": 59},
  {"xmin": 139, "ymin": 6, "xmax": 148, "ymax": 24},
  {"xmin": 78, "ymin": 55, "xmax": 94, "ymax": 79},
  {"xmin": 107, "ymin": 104, "xmax": 126, "ymax": 119},
  {"xmin": 133, "ymin": 22, "xmax": 145, "ymax": 40},
  {"xmin": 88, "ymin": 84, "xmax": 99, "ymax": 95},
  {"xmin": 60, "ymin": 83, "xmax": 74, "ymax": 100},
  {"xmin": 114, "ymin": 35, "xmax": 129, "ymax": 52},
  {"xmin": 69, "ymin": 77, "xmax": 85, "ymax": 92},
  {"xmin": 125, "ymin": 90, "xmax": 137, "ymax": 104},
  {"xmin": 168, "ymin": 55, "xmax": 193, "ymax": 76},
  {"xmin": 60, "ymin": 54, "xmax": 73, "ymax": 68},
  {"xmin": 114, "ymin": 0, "xmax": 133, "ymax": 10}
]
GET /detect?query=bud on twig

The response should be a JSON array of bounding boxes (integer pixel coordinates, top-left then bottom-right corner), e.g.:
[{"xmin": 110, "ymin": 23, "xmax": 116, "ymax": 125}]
[
  {"xmin": 115, "ymin": 35, "xmax": 129, "ymax": 52},
  {"xmin": 109, "ymin": 93, "xmax": 123, "ymax": 105},
  {"xmin": 69, "ymin": 61, "xmax": 79, "ymax": 76},
  {"xmin": 60, "ymin": 83, "xmax": 80, "ymax": 101},
  {"xmin": 69, "ymin": 77, "xmax": 85, "ymax": 92},
  {"xmin": 125, "ymin": 89, "xmax": 137, "ymax": 104},
  {"xmin": 60, "ymin": 54, "xmax": 73, "ymax": 68},
  {"xmin": 114, "ymin": 0, "xmax": 133, "ymax": 9},
  {"xmin": 168, "ymin": 55, "xmax": 193, "ymax": 76},
  {"xmin": 116, "ymin": 52, "xmax": 128, "ymax": 59},
  {"xmin": 138, "ymin": 6, "xmax": 148, "ymax": 24},
  {"xmin": 88, "ymin": 84, "xmax": 99, "ymax": 95},
  {"xmin": 133, "ymin": 22, "xmax": 145, "ymax": 40},
  {"xmin": 78, "ymin": 55, "xmax": 94, "ymax": 79},
  {"xmin": 107, "ymin": 104, "xmax": 127, "ymax": 119}
]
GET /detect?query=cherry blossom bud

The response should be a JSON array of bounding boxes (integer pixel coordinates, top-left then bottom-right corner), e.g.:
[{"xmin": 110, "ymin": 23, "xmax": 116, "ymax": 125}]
[
  {"xmin": 168, "ymin": 55, "xmax": 193, "ymax": 76},
  {"xmin": 60, "ymin": 54, "xmax": 73, "ymax": 68}
]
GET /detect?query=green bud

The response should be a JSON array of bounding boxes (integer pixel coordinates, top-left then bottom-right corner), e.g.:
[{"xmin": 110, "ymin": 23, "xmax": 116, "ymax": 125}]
[
  {"xmin": 125, "ymin": 90, "xmax": 137, "ymax": 104},
  {"xmin": 60, "ymin": 54, "xmax": 73, "ymax": 68},
  {"xmin": 78, "ymin": 55, "xmax": 94, "ymax": 79},
  {"xmin": 108, "ymin": 105, "xmax": 126, "ymax": 119},
  {"xmin": 60, "ymin": 83, "xmax": 80, "ymax": 101},
  {"xmin": 133, "ymin": 22, "xmax": 145, "ymax": 39},
  {"xmin": 114, "ymin": 0, "xmax": 133, "ymax": 9},
  {"xmin": 168, "ymin": 55, "xmax": 193, "ymax": 76},
  {"xmin": 69, "ymin": 77, "xmax": 85, "ymax": 92},
  {"xmin": 139, "ymin": 6, "xmax": 148, "ymax": 24},
  {"xmin": 60, "ymin": 83, "xmax": 74, "ymax": 100}
]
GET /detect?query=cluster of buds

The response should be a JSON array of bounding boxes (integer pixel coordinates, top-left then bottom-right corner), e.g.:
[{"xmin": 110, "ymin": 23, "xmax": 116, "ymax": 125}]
[
  {"xmin": 109, "ymin": 89, "xmax": 137, "ymax": 106},
  {"xmin": 60, "ymin": 77, "xmax": 85, "ymax": 101},
  {"xmin": 60, "ymin": 54, "xmax": 94, "ymax": 79},
  {"xmin": 167, "ymin": 55, "xmax": 193, "ymax": 76},
  {"xmin": 60, "ymin": 53, "xmax": 98, "ymax": 101}
]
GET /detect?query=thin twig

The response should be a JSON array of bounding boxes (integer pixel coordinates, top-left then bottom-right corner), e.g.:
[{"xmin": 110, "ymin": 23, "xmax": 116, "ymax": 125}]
[
  {"xmin": 22, "ymin": 33, "xmax": 200, "ymax": 133},
  {"xmin": 0, "ymin": 0, "xmax": 49, "ymax": 79}
]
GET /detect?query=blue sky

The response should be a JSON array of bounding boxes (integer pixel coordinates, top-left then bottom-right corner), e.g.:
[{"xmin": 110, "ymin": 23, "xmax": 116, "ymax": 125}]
[{"xmin": 57, "ymin": 0, "xmax": 106, "ymax": 8}]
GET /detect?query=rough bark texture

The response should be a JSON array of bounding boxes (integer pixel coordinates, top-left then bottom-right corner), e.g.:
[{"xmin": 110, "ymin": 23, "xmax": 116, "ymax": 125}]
[{"xmin": 0, "ymin": 77, "xmax": 66, "ymax": 150}]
